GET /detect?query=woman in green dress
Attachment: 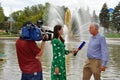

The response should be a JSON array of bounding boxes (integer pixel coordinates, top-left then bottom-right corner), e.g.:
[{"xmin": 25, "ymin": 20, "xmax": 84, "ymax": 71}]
[{"xmin": 51, "ymin": 25, "xmax": 75, "ymax": 80}]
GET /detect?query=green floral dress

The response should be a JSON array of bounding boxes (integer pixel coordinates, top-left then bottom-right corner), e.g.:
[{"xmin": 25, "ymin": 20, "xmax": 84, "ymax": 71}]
[{"xmin": 51, "ymin": 38, "xmax": 69, "ymax": 80}]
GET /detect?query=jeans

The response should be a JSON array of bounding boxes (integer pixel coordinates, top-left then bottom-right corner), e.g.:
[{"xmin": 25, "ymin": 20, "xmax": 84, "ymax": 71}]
[{"xmin": 21, "ymin": 72, "xmax": 43, "ymax": 80}]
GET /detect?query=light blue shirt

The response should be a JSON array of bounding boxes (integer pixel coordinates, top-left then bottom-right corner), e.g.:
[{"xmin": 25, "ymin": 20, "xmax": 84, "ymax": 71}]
[{"xmin": 87, "ymin": 33, "xmax": 108, "ymax": 67}]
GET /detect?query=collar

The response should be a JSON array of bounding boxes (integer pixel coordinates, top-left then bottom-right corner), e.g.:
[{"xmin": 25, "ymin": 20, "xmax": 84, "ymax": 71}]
[{"xmin": 92, "ymin": 33, "xmax": 100, "ymax": 39}]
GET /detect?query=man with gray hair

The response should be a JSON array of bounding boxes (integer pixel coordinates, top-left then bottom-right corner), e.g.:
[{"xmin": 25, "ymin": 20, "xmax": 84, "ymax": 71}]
[{"xmin": 82, "ymin": 23, "xmax": 109, "ymax": 80}]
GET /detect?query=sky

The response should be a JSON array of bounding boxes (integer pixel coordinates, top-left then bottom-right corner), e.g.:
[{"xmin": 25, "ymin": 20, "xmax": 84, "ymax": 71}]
[{"xmin": 0, "ymin": 0, "xmax": 120, "ymax": 17}]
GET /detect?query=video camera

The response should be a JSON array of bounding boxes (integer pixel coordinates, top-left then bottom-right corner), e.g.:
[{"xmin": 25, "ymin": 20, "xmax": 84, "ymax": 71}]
[
  {"xmin": 36, "ymin": 20, "xmax": 54, "ymax": 41},
  {"xmin": 20, "ymin": 20, "xmax": 53, "ymax": 41}
]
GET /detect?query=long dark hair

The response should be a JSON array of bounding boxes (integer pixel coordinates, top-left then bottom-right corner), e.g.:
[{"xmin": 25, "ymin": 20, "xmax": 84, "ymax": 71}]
[{"xmin": 53, "ymin": 25, "xmax": 65, "ymax": 43}]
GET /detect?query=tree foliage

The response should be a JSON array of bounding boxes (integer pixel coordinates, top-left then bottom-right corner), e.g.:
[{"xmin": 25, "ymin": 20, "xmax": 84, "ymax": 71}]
[
  {"xmin": 0, "ymin": 6, "xmax": 5, "ymax": 29},
  {"xmin": 11, "ymin": 3, "xmax": 50, "ymax": 31},
  {"xmin": 112, "ymin": 2, "xmax": 120, "ymax": 33},
  {"xmin": 99, "ymin": 3, "xmax": 109, "ymax": 31}
]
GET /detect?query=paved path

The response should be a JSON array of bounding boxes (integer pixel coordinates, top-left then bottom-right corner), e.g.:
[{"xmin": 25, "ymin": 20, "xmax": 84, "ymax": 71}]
[{"xmin": 0, "ymin": 37, "xmax": 18, "ymax": 40}]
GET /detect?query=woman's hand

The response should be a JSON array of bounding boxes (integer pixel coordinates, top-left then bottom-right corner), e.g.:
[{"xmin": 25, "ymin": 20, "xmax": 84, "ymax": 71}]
[
  {"xmin": 69, "ymin": 50, "xmax": 77, "ymax": 54},
  {"xmin": 55, "ymin": 67, "xmax": 59, "ymax": 75}
]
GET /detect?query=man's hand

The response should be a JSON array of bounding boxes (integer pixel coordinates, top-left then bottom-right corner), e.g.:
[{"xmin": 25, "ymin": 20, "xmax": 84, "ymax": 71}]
[
  {"xmin": 35, "ymin": 55, "xmax": 40, "ymax": 60},
  {"xmin": 42, "ymin": 34, "xmax": 48, "ymax": 41},
  {"xmin": 100, "ymin": 66, "xmax": 106, "ymax": 71}
]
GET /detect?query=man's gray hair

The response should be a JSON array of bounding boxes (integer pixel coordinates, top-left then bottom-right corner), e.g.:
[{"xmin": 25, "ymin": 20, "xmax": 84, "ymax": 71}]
[{"xmin": 92, "ymin": 22, "xmax": 99, "ymax": 29}]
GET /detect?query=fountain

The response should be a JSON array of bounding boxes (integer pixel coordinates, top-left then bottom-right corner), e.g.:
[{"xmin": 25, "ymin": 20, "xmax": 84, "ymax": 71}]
[
  {"xmin": 47, "ymin": 4, "xmax": 92, "ymax": 41},
  {"xmin": 65, "ymin": 8, "xmax": 73, "ymax": 40},
  {"xmin": 47, "ymin": 4, "xmax": 65, "ymax": 27}
]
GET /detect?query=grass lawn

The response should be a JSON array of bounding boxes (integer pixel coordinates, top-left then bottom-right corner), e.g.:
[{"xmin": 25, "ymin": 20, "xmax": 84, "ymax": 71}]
[
  {"xmin": 0, "ymin": 32, "xmax": 19, "ymax": 37},
  {"xmin": 104, "ymin": 33, "xmax": 120, "ymax": 38}
]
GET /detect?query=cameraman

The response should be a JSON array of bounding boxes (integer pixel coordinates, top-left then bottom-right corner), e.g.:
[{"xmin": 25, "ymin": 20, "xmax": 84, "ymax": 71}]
[{"xmin": 15, "ymin": 21, "xmax": 45, "ymax": 80}]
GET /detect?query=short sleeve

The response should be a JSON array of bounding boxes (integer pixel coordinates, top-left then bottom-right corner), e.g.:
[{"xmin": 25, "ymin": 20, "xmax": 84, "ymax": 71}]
[{"xmin": 29, "ymin": 41, "xmax": 41, "ymax": 55}]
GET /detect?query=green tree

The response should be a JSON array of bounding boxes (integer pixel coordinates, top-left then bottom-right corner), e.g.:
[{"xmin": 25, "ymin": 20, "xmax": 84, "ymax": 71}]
[
  {"xmin": 17, "ymin": 14, "xmax": 27, "ymax": 27},
  {"xmin": 31, "ymin": 5, "xmax": 39, "ymax": 15},
  {"xmin": 99, "ymin": 3, "xmax": 109, "ymax": 32},
  {"xmin": 24, "ymin": 7, "xmax": 31, "ymax": 17},
  {"xmin": 0, "ymin": 6, "xmax": 5, "ymax": 29},
  {"xmin": 10, "ymin": 3, "xmax": 50, "ymax": 33},
  {"xmin": 112, "ymin": 2, "xmax": 120, "ymax": 33},
  {"xmin": 11, "ymin": 10, "xmax": 23, "ymax": 21}
]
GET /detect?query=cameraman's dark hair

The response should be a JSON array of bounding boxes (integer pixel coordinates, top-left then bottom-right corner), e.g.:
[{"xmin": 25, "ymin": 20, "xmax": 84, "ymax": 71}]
[
  {"xmin": 23, "ymin": 21, "xmax": 32, "ymax": 26},
  {"xmin": 36, "ymin": 20, "xmax": 43, "ymax": 28},
  {"xmin": 53, "ymin": 25, "xmax": 64, "ymax": 43}
]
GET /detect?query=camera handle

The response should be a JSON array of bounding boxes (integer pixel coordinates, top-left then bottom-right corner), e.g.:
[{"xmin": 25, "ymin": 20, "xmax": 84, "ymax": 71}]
[{"xmin": 39, "ymin": 27, "xmax": 50, "ymax": 41}]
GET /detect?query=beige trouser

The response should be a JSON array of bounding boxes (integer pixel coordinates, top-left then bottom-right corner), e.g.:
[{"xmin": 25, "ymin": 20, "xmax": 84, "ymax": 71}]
[{"xmin": 83, "ymin": 59, "xmax": 102, "ymax": 80}]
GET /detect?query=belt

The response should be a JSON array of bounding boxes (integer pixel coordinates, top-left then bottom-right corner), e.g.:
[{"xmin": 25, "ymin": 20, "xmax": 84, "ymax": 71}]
[{"xmin": 88, "ymin": 58, "xmax": 101, "ymax": 60}]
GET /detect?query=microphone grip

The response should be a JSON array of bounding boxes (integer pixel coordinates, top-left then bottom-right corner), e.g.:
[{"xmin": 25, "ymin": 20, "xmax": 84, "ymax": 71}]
[{"xmin": 73, "ymin": 51, "xmax": 78, "ymax": 56}]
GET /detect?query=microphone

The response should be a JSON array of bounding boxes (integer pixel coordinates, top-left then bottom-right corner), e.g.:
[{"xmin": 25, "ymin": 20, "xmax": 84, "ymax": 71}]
[{"xmin": 73, "ymin": 41, "xmax": 86, "ymax": 56}]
